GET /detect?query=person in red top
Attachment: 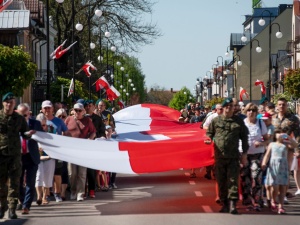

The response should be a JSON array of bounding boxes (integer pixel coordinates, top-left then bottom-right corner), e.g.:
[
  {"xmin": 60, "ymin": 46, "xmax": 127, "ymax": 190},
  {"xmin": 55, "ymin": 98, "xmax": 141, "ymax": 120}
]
[{"xmin": 65, "ymin": 103, "xmax": 96, "ymax": 201}]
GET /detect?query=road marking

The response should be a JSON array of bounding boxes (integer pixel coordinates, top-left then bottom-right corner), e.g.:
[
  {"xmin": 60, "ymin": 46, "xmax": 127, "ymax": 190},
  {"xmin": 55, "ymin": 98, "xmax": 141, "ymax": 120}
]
[
  {"xmin": 189, "ymin": 181, "xmax": 196, "ymax": 185},
  {"xmin": 202, "ymin": 205, "xmax": 213, "ymax": 213},
  {"xmin": 195, "ymin": 191, "xmax": 203, "ymax": 197}
]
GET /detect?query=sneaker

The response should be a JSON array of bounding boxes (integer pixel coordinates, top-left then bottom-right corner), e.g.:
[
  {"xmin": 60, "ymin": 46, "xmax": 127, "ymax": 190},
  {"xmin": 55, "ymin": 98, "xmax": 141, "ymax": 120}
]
[
  {"xmin": 112, "ymin": 183, "xmax": 118, "ymax": 189},
  {"xmin": 89, "ymin": 190, "xmax": 95, "ymax": 198},
  {"xmin": 77, "ymin": 193, "xmax": 84, "ymax": 201},
  {"xmin": 271, "ymin": 203, "xmax": 277, "ymax": 212},
  {"xmin": 278, "ymin": 208, "xmax": 286, "ymax": 214},
  {"xmin": 54, "ymin": 193, "xmax": 63, "ymax": 202},
  {"xmin": 70, "ymin": 193, "xmax": 77, "ymax": 200},
  {"xmin": 284, "ymin": 197, "xmax": 289, "ymax": 205},
  {"xmin": 295, "ymin": 189, "xmax": 300, "ymax": 195}
]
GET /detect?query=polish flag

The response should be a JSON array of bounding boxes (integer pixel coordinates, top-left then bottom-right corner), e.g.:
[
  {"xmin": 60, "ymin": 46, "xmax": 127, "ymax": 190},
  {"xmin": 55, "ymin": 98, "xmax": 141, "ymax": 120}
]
[
  {"xmin": 32, "ymin": 104, "xmax": 214, "ymax": 174},
  {"xmin": 106, "ymin": 85, "xmax": 121, "ymax": 101},
  {"xmin": 239, "ymin": 87, "xmax": 249, "ymax": 101},
  {"xmin": 50, "ymin": 41, "xmax": 77, "ymax": 60},
  {"xmin": 67, "ymin": 78, "xmax": 74, "ymax": 97},
  {"xmin": 118, "ymin": 100, "xmax": 125, "ymax": 109},
  {"xmin": 0, "ymin": 0, "xmax": 13, "ymax": 13},
  {"xmin": 77, "ymin": 61, "xmax": 97, "ymax": 77},
  {"xmin": 95, "ymin": 76, "xmax": 110, "ymax": 92},
  {"xmin": 254, "ymin": 79, "xmax": 266, "ymax": 95}
]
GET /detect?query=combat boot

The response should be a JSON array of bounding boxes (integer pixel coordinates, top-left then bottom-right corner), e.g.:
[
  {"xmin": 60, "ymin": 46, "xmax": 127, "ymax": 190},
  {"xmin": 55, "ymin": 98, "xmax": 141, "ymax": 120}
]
[
  {"xmin": 8, "ymin": 208, "xmax": 17, "ymax": 219},
  {"xmin": 0, "ymin": 205, "xmax": 8, "ymax": 219},
  {"xmin": 219, "ymin": 200, "xmax": 229, "ymax": 213},
  {"xmin": 229, "ymin": 200, "xmax": 238, "ymax": 214}
]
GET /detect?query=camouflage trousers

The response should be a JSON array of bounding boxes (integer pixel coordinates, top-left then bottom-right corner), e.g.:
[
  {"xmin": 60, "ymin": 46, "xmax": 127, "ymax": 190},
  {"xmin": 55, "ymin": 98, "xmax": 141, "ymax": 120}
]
[
  {"xmin": 0, "ymin": 155, "xmax": 21, "ymax": 210},
  {"xmin": 240, "ymin": 153, "xmax": 264, "ymax": 205},
  {"xmin": 215, "ymin": 158, "xmax": 240, "ymax": 202}
]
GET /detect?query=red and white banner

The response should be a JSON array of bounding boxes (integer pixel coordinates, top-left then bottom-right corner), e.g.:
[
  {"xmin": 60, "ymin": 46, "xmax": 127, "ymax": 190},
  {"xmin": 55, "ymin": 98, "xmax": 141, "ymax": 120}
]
[
  {"xmin": 77, "ymin": 61, "xmax": 97, "ymax": 77},
  {"xmin": 32, "ymin": 104, "xmax": 214, "ymax": 174},
  {"xmin": 95, "ymin": 76, "xmax": 110, "ymax": 92},
  {"xmin": 106, "ymin": 85, "xmax": 120, "ymax": 101},
  {"xmin": 239, "ymin": 87, "xmax": 249, "ymax": 101},
  {"xmin": 0, "ymin": 0, "xmax": 13, "ymax": 13},
  {"xmin": 254, "ymin": 79, "xmax": 266, "ymax": 95},
  {"xmin": 50, "ymin": 40, "xmax": 77, "ymax": 60},
  {"xmin": 67, "ymin": 78, "xmax": 74, "ymax": 97},
  {"xmin": 118, "ymin": 100, "xmax": 125, "ymax": 109}
]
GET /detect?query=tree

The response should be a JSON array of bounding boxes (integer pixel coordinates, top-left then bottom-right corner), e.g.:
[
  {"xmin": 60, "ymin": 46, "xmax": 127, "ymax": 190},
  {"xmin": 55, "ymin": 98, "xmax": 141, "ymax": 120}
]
[
  {"xmin": 284, "ymin": 68, "xmax": 300, "ymax": 99},
  {"xmin": 168, "ymin": 87, "xmax": 194, "ymax": 110},
  {"xmin": 204, "ymin": 97, "xmax": 225, "ymax": 108},
  {"xmin": 0, "ymin": 45, "xmax": 37, "ymax": 96}
]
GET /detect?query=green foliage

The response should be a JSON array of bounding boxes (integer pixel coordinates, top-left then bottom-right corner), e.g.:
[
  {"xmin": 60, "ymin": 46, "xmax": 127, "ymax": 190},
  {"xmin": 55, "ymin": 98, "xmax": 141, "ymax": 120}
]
[
  {"xmin": 205, "ymin": 97, "xmax": 225, "ymax": 108},
  {"xmin": 168, "ymin": 87, "xmax": 194, "ymax": 110},
  {"xmin": 0, "ymin": 45, "xmax": 37, "ymax": 96},
  {"xmin": 284, "ymin": 69, "xmax": 300, "ymax": 98},
  {"xmin": 50, "ymin": 77, "xmax": 98, "ymax": 106},
  {"xmin": 272, "ymin": 91, "xmax": 292, "ymax": 104}
]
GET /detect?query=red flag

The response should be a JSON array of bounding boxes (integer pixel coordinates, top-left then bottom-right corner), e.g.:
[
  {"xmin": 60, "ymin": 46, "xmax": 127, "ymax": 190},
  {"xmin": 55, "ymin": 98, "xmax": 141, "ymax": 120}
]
[
  {"xmin": 118, "ymin": 100, "xmax": 125, "ymax": 109},
  {"xmin": 67, "ymin": 78, "xmax": 74, "ymax": 97},
  {"xmin": 78, "ymin": 61, "xmax": 97, "ymax": 77},
  {"xmin": 107, "ymin": 85, "xmax": 121, "ymax": 101},
  {"xmin": 50, "ymin": 41, "xmax": 77, "ymax": 60},
  {"xmin": 95, "ymin": 76, "xmax": 110, "ymax": 92},
  {"xmin": 254, "ymin": 79, "xmax": 266, "ymax": 95},
  {"xmin": 239, "ymin": 87, "xmax": 249, "ymax": 101}
]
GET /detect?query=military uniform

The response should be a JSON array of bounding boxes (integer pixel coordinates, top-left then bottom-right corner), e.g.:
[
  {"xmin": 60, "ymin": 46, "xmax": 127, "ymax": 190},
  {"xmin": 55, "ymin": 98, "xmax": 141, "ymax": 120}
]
[
  {"xmin": 0, "ymin": 94, "xmax": 29, "ymax": 218},
  {"xmin": 206, "ymin": 114, "xmax": 249, "ymax": 205}
]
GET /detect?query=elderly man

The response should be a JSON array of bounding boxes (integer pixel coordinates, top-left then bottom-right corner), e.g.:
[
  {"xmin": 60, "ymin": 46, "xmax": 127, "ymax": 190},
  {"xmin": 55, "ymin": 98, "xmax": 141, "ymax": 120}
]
[
  {"xmin": 0, "ymin": 93, "xmax": 35, "ymax": 219},
  {"xmin": 16, "ymin": 103, "xmax": 43, "ymax": 215},
  {"xmin": 206, "ymin": 98, "xmax": 249, "ymax": 214}
]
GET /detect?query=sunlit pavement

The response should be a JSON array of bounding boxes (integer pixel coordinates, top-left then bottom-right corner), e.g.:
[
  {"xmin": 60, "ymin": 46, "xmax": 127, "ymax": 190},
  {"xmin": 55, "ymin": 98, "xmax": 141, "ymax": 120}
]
[{"xmin": 1, "ymin": 169, "xmax": 300, "ymax": 225}]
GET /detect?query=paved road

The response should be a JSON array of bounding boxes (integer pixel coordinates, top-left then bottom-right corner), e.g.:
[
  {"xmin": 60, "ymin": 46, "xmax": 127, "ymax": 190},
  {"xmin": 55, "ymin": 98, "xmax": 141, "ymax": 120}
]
[{"xmin": 1, "ymin": 169, "xmax": 300, "ymax": 225}]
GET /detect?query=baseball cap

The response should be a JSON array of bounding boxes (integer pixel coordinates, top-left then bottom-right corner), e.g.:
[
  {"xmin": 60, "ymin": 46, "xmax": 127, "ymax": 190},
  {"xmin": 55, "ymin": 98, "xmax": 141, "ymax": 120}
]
[
  {"xmin": 76, "ymin": 99, "xmax": 85, "ymax": 105},
  {"xmin": 260, "ymin": 112, "xmax": 272, "ymax": 120},
  {"xmin": 74, "ymin": 103, "xmax": 84, "ymax": 110},
  {"xmin": 41, "ymin": 100, "xmax": 53, "ymax": 108}
]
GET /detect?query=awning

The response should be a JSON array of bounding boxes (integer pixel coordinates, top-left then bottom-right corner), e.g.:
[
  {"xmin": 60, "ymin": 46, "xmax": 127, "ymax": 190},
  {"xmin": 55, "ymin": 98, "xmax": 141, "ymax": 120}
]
[{"xmin": 0, "ymin": 10, "xmax": 30, "ymax": 30}]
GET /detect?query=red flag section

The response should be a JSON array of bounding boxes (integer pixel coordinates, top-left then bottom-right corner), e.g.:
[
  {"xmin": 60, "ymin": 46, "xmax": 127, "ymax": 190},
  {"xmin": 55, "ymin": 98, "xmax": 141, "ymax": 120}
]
[
  {"xmin": 239, "ymin": 87, "xmax": 249, "ymax": 101},
  {"xmin": 254, "ymin": 79, "xmax": 266, "ymax": 95},
  {"xmin": 0, "ymin": 0, "xmax": 13, "ymax": 13},
  {"xmin": 81, "ymin": 61, "xmax": 97, "ymax": 77},
  {"xmin": 95, "ymin": 76, "xmax": 110, "ymax": 92},
  {"xmin": 106, "ymin": 85, "xmax": 120, "ymax": 100}
]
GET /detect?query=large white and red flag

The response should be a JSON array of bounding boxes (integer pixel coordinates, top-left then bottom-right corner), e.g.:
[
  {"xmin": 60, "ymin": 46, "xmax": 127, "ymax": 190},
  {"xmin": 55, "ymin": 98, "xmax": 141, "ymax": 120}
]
[
  {"xmin": 32, "ymin": 104, "xmax": 214, "ymax": 174},
  {"xmin": 0, "ymin": 0, "xmax": 13, "ymax": 13},
  {"xmin": 95, "ymin": 76, "xmax": 110, "ymax": 92},
  {"xmin": 67, "ymin": 78, "xmax": 74, "ymax": 97},
  {"xmin": 239, "ymin": 87, "xmax": 249, "ymax": 101},
  {"xmin": 76, "ymin": 61, "xmax": 97, "ymax": 77},
  {"xmin": 118, "ymin": 100, "xmax": 125, "ymax": 109},
  {"xmin": 106, "ymin": 85, "xmax": 120, "ymax": 101},
  {"xmin": 50, "ymin": 40, "xmax": 77, "ymax": 60},
  {"xmin": 254, "ymin": 79, "xmax": 266, "ymax": 95}
]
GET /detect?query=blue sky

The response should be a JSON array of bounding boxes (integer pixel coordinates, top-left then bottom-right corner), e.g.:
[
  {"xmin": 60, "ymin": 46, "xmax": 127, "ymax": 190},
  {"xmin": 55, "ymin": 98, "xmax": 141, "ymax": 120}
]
[{"xmin": 136, "ymin": 0, "xmax": 292, "ymax": 92}]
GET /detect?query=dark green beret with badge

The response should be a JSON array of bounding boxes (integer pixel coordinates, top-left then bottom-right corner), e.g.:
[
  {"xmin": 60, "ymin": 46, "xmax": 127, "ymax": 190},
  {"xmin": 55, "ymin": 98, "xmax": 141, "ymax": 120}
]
[
  {"xmin": 259, "ymin": 96, "xmax": 268, "ymax": 105},
  {"xmin": 222, "ymin": 97, "xmax": 233, "ymax": 107},
  {"xmin": 2, "ymin": 92, "xmax": 15, "ymax": 102},
  {"xmin": 211, "ymin": 104, "xmax": 216, "ymax": 110}
]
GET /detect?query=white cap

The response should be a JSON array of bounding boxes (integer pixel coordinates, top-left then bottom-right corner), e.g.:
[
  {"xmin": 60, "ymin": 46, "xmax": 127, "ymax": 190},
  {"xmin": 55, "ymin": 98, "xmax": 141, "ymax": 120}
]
[
  {"xmin": 74, "ymin": 103, "xmax": 84, "ymax": 110},
  {"xmin": 41, "ymin": 100, "xmax": 53, "ymax": 108}
]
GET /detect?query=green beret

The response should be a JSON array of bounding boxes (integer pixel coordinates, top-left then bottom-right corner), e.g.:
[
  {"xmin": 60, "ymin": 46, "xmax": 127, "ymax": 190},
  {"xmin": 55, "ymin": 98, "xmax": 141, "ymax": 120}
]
[
  {"xmin": 211, "ymin": 104, "xmax": 216, "ymax": 110},
  {"xmin": 222, "ymin": 98, "xmax": 233, "ymax": 107},
  {"xmin": 95, "ymin": 99, "xmax": 101, "ymax": 106},
  {"xmin": 2, "ymin": 92, "xmax": 15, "ymax": 102},
  {"xmin": 259, "ymin": 96, "xmax": 268, "ymax": 105}
]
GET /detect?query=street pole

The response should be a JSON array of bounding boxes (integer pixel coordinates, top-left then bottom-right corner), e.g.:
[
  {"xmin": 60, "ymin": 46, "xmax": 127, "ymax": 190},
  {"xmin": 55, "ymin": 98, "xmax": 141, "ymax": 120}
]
[
  {"xmin": 72, "ymin": 0, "xmax": 76, "ymax": 98},
  {"xmin": 46, "ymin": 0, "xmax": 50, "ymax": 100}
]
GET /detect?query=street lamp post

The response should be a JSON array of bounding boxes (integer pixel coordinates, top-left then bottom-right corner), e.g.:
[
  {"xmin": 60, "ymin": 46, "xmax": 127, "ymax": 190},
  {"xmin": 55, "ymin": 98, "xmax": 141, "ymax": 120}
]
[
  {"xmin": 258, "ymin": 10, "xmax": 283, "ymax": 99},
  {"xmin": 216, "ymin": 56, "xmax": 224, "ymax": 97}
]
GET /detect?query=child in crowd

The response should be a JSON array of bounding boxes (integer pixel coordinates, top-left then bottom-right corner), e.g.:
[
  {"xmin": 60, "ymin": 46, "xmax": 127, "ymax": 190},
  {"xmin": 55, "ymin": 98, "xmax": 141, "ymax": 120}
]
[{"xmin": 262, "ymin": 128, "xmax": 298, "ymax": 214}]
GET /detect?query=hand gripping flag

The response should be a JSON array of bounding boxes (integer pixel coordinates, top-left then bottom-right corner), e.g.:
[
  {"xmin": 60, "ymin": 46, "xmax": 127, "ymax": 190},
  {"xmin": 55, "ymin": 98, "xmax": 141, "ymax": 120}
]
[
  {"xmin": 106, "ymin": 85, "xmax": 121, "ymax": 101},
  {"xmin": 239, "ymin": 87, "xmax": 249, "ymax": 101},
  {"xmin": 254, "ymin": 79, "xmax": 266, "ymax": 95},
  {"xmin": 95, "ymin": 76, "xmax": 110, "ymax": 92},
  {"xmin": 31, "ymin": 104, "xmax": 214, "ymax": 174},
  {"xmin": 50, "ymin": 40, "xmax": 77, "ymax": 60},
  {"xmin": 67, "ymin": 78, "xmax": 74, "ymax": 97},
  {"xmin": 76, "ymin": 61, "xmax": 97, "ymax": 77}
]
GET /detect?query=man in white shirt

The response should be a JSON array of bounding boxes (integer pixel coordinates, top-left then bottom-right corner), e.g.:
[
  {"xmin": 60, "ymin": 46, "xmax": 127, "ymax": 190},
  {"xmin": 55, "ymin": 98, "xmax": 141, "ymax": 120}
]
[{"xmin": 203, "ymin": 104, "xmax": 223, "ymax": 130}]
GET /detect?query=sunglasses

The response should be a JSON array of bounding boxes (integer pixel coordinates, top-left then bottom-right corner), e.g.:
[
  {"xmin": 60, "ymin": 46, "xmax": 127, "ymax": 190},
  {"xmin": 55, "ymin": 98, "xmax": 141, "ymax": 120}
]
[
  {"xmin": 217, "ymin": 108, "xmax": 223, "ymax": 110},
  {"xmin": 74, "ymin": 109, "xmax": 82, "ymax": 113},
  {"xmin": 247, "ymin": 109, "xmax": 257, "ymax": 112},
  {"xmin": 58, "ymin": 115, "xmax": 66, "ymax": 119}
]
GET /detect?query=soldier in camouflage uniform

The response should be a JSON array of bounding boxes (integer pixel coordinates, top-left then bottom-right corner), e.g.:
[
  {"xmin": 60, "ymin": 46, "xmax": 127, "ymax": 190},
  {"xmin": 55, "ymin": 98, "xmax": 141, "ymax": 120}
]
[
  {"xmin": 0, "ymin": 92, "xmax": 35, "ymax": 219},
  {"xmin": 206, "ymin": 98, "xmax": 249, "ymax": 214}
]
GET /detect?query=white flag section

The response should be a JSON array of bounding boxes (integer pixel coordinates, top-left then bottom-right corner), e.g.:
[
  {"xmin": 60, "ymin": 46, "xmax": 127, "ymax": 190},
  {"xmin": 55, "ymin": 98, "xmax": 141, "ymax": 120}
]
[{"xmin": 32, "ymin": 104, "xmax": 214, "ymax": 174}]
